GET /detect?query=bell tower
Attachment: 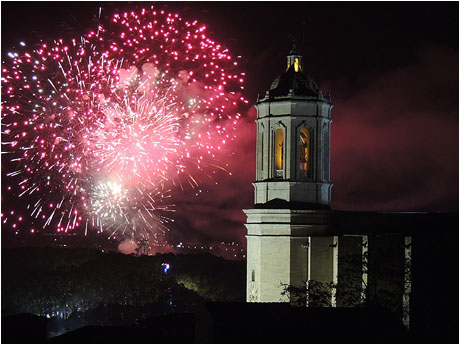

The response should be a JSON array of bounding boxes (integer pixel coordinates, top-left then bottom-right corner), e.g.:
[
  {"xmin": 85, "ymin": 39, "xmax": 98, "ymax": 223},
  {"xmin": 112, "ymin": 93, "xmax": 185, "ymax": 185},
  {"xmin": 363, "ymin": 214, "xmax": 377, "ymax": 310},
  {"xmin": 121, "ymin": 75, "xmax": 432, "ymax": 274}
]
[
  {"xmin": 245, "ymin": 43, "xmax": 335, "ymax": 303},
  {"xmin": 254, "ymin": 41, "xmax": 332, "ymax": 207}
]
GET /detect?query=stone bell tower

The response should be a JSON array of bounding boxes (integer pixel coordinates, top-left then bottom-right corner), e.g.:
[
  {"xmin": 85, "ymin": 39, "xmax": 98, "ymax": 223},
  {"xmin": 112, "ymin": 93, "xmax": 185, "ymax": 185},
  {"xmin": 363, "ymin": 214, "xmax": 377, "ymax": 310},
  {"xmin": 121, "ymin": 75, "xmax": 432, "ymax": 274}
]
[
  {"xmin": 253, "ymin": 42, "xmax": 332, "ymax": 207},
  {"xmin": 245, "ymin": 42, "xmax": 335, "ymax": 303}
]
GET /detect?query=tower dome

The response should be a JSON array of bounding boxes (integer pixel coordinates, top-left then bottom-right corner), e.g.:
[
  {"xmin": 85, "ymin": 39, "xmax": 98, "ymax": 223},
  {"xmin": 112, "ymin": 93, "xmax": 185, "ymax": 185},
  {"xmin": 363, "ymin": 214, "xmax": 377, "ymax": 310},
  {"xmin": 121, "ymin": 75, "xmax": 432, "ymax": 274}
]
[
  {"xmin": 268, "ymin": 41, "xmax": 321, "ymax": 97},
  {"xmin": 269, "ymin": 67, "xmax": 321, "ymax": 97}
]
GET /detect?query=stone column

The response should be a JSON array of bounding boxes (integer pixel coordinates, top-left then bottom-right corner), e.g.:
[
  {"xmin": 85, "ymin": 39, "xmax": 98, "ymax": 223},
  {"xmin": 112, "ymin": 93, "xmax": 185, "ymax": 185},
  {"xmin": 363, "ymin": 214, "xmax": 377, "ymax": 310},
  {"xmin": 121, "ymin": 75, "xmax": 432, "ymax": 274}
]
[
  {"xmin": 403, "ymin": 236, "xmax": 412, "ymax": 330},
  {"xmin": 309, "ymin": 236, "xmax": 336, "ymax": 306},
  {"xmin": 361, "ymin": 235, "xmax": 369, "ymax": 304}
]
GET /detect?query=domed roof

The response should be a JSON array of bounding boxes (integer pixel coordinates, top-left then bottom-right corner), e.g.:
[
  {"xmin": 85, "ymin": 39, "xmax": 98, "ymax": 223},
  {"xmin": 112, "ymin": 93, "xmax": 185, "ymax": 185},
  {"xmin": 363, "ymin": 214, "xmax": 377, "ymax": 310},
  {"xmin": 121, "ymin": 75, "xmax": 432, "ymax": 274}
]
[{"xmin": 269, "ymin": 64, "xmax": 321, "ymax": 97}]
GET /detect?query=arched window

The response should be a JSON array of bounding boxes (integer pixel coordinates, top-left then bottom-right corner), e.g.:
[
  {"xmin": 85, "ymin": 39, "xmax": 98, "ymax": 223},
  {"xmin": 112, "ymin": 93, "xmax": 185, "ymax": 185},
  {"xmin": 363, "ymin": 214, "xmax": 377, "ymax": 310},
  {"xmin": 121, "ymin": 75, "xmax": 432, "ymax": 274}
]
[
  {"xmin": 275, "ymin": 128, "xmax": 284, "ymax": 175},
  {"xmin": 300, "ymin": 128, "xmax": 310, "ymax": 171},
  {"xmin": 251, "ymin": 270, "xmax": 255, "ymax": 282}
]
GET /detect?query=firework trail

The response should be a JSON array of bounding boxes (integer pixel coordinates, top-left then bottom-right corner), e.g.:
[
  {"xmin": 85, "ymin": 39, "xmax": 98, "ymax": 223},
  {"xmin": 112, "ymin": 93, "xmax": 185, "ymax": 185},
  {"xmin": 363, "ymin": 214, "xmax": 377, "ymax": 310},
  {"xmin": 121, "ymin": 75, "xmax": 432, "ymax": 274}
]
[{"xmin": 1, "ymin": 6, "xmax": 247, "ymax": 239}]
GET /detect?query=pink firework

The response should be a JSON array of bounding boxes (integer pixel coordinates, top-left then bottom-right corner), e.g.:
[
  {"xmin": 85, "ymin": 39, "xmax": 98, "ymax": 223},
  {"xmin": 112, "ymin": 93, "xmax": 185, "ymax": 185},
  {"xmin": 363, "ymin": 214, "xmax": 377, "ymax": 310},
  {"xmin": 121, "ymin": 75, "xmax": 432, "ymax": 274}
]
[
  {"xmin": 89, "ymin": 8, "xmax": 247, "ymax": 184},
  {"xmin": 1, "ymin": 6, "xmax": 247, "ymax": 239}
]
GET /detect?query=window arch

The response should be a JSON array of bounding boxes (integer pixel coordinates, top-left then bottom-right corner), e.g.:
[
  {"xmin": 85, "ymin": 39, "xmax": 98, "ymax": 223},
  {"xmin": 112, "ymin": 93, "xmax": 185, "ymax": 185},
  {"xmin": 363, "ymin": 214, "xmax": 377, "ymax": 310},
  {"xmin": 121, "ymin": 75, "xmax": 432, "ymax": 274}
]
[
  {"xmin": 274, "ymin": 128, "xmax": 284, "ymax": 175},
  {"xmin": 300, "ymin": 128, "xmax": 310, "ymax": 171}
]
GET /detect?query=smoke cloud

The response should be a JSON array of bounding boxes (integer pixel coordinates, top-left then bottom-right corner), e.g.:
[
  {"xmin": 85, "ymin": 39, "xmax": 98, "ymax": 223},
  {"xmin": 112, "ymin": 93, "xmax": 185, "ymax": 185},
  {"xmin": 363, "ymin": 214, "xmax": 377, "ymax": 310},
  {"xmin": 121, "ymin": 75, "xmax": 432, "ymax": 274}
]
[{"xmin": 117, "ymin": 239, "xmax": 138, "ymax": 254}]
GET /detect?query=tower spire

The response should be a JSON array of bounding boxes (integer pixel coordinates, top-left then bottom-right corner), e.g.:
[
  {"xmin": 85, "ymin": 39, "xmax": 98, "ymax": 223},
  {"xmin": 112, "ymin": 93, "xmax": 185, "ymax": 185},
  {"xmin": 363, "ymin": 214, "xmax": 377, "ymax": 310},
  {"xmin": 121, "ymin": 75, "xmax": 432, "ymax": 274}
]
[
  {"xmin": 287, "ymin": 38, "xmax": 303, "ymax": 72},
  {"xmin": 289, "ymin": 38, "xmax": 300, "ymax": 55}
]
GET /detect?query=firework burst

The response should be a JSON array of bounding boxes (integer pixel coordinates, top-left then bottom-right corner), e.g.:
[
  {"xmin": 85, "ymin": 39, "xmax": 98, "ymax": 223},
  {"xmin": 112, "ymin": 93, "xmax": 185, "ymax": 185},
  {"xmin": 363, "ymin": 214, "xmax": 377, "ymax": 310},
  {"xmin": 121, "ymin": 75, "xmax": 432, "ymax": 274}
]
[{"xmin": 1, "ymin": 6, "xmax": 247, "ymax": 240}]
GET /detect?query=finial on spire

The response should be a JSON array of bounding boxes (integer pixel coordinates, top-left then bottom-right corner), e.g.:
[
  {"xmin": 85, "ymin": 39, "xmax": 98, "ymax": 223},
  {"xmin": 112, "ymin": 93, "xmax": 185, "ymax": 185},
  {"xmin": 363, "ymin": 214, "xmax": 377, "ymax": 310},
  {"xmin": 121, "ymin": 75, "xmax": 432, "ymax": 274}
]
[{"xmin": 288, "ymin": 36, "xmax": 301, "ymax": 56}]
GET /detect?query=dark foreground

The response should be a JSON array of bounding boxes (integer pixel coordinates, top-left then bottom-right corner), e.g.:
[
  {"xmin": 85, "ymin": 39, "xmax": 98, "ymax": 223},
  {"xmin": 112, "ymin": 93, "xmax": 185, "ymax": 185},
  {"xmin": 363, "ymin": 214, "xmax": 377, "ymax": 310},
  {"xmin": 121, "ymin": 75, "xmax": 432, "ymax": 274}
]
[
  {"xmin": 2, "ymin": 246, "xmax": 458, "ymax": 343},
  {"xmin": 3, "ymin": 301, "xmax": 458, "ymax": 343},
  {"xmin": 0, "ymin": 303, "xmax": 409, "ymax": 343}
]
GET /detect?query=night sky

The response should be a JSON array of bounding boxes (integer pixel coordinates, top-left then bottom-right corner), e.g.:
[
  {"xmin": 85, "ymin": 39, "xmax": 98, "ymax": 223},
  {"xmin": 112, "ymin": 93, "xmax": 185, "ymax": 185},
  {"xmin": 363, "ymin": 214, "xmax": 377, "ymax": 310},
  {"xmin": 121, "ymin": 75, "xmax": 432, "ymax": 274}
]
[{"xmin": 2, "ymin": 2, "xmax": 458, "ymax": 246}]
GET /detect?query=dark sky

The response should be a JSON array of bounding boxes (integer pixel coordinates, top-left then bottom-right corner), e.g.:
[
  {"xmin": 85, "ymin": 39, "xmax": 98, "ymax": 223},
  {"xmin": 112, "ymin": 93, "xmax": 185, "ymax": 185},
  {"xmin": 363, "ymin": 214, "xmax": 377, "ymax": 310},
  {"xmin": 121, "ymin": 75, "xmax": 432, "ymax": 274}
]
[{"xmin": 2, "ymin": 1, "xmax": 458, "ymax": 245}]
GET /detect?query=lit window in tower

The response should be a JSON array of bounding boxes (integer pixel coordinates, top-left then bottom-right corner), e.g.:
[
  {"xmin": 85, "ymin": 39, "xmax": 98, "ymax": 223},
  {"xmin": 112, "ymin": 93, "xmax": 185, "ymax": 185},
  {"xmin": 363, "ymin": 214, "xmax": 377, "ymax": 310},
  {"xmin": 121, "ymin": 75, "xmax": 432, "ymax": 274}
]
[
  {"xmin": 275, "ymin": 128, "xmax": 284, "ymax": 176},
  {"xmin": 294, "ymin": 57, "xmax": 300, "ymax": 72},
  {"xmin": 300, "ymin": 128, "xmax": 310, "ymax": 171}
]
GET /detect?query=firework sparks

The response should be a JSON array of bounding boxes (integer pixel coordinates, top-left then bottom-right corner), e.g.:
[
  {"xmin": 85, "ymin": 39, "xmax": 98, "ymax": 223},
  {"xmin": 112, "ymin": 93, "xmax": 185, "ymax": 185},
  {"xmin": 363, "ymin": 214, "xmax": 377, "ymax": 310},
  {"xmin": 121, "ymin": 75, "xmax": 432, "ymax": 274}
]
[{"xmin": 1, "ymin": 6, "xmax": 247, "ymax": 240}]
